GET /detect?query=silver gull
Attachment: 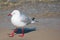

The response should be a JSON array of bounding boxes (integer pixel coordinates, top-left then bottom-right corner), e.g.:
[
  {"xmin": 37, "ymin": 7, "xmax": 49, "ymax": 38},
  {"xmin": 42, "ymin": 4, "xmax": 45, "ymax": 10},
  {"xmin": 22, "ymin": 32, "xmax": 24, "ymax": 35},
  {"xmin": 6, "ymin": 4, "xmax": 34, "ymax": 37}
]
[{"xmin": 8, "ymin": 10, "xmax": 39, "ymax": 37}]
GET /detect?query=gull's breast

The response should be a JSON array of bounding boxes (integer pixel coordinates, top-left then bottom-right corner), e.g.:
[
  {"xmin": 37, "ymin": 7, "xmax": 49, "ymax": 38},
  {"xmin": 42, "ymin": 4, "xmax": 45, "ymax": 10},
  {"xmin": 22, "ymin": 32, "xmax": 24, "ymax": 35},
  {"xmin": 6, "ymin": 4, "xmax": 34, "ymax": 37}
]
[{"xmin": 11, "ymin": 15, "xmax": 26, "ymax": 27}]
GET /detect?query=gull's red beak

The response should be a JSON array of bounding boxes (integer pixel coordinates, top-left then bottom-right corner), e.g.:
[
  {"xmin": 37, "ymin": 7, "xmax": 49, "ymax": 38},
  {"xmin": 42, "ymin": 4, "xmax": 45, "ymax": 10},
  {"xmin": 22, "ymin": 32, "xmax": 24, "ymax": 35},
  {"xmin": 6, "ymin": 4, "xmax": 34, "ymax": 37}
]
[{"xmin": 8, "ymin": 14, "xmax": 12, "ymax": 16}]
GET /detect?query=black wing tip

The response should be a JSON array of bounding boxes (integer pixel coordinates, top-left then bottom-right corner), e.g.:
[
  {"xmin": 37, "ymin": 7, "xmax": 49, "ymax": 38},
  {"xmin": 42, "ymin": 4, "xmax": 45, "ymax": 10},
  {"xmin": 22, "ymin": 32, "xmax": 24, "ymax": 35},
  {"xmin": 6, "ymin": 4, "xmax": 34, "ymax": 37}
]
[{"xmin": 32, "ymin": 17, "xmax": 35, "ymax": 20}]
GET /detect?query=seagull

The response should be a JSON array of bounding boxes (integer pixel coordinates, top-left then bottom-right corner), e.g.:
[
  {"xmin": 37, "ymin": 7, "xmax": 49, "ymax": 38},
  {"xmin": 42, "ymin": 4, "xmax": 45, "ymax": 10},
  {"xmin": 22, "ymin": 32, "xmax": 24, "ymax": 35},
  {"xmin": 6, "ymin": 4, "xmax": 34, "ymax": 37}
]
[{"xmin": 8, "ymin": 10, "xmax": 39, "ymax": 37}]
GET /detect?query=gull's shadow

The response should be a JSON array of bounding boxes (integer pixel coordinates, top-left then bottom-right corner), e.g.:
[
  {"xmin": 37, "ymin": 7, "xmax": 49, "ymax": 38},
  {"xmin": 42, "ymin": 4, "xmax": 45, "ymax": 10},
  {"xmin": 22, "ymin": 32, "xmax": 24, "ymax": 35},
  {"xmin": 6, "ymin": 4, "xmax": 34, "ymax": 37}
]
[{"xmin": 15, "ymin": 27, "xmax": 36, "ymax": 34}]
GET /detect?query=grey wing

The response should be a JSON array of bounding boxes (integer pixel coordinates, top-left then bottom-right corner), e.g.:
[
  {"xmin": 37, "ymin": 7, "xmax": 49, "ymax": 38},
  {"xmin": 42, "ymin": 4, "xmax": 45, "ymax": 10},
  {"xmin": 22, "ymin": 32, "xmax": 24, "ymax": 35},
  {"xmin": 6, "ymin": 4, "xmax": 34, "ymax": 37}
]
[
  {"xmin": 25, "ymin": 17, "xmax": 32, "ymax": 25},
  {"xmin": 21, "ymin": 15, "xmax": 32, "ymax": 25}
]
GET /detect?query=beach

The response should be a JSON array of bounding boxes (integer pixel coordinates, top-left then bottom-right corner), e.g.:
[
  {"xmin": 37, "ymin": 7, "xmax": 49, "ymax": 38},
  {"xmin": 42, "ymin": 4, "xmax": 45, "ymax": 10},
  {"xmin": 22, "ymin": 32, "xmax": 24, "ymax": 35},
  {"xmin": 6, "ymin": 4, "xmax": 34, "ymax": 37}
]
[{"xmin": 0, "ymin": 1, "xmax": 60, "ymax": 40}]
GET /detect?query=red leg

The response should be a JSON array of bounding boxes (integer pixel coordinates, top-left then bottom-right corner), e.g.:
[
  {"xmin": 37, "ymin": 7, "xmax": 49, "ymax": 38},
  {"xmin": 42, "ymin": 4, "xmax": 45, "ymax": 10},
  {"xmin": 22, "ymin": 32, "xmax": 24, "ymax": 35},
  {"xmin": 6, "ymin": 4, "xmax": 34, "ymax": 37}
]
[
  {"xmin": 14, "ymin": 28, "xmax": 17, "ymax": 33},
  {"xmin": 9, "ymin": 30, "xmax": 14, "ymax": 37},
  {"xmin": 19, "ymin": 27, "xmax": 24, "ymax": 37},
  {"xmin": 9, "ymin": 28, "xmax": 17, "ymax": 37}
]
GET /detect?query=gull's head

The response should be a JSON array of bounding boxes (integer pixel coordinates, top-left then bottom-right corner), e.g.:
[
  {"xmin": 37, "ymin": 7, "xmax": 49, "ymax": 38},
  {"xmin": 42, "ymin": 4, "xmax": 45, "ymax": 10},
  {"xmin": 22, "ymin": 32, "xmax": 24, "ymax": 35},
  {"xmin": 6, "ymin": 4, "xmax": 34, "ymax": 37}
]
[{"xmin": 8, "ymin": 10, "xmax": 20, "ymax": 16}]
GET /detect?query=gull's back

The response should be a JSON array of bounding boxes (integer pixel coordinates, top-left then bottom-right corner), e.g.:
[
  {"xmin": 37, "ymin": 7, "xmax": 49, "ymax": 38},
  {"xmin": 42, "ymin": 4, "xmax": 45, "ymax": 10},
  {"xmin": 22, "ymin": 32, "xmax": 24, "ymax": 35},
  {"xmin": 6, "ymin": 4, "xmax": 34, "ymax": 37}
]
[{"xmin": 20, "ymin": 14, "xmax": 32, "ymax": 25}]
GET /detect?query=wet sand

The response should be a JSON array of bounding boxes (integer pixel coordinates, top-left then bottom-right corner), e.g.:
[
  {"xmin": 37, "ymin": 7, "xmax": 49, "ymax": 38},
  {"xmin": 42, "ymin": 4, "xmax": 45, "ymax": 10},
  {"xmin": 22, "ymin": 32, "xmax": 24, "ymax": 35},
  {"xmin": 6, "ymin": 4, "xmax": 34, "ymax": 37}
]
[{"xmin": 0, "ymin": 27, "xmax": 60, "ymax": 40}]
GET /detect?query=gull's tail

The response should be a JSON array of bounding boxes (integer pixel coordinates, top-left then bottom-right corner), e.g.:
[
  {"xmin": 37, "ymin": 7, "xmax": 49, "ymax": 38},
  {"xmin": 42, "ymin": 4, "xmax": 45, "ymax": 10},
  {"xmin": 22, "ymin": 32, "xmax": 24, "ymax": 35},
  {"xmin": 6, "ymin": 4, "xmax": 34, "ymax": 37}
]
[
  {"xmin": 31, "ymin": 17, "xmax": 40, "ymax": 23},
  {"xmin": 32, "ymin": 17, "xmax": 35, "ymax": 21}
]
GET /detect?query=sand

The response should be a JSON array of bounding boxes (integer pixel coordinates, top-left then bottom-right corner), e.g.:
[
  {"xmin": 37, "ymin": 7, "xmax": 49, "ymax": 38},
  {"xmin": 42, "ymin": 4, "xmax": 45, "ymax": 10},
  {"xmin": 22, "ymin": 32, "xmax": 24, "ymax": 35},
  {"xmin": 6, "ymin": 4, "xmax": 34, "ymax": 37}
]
[{"xmin": 0, "ymin": 27, "xmax": 60, "ymax": 40}]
